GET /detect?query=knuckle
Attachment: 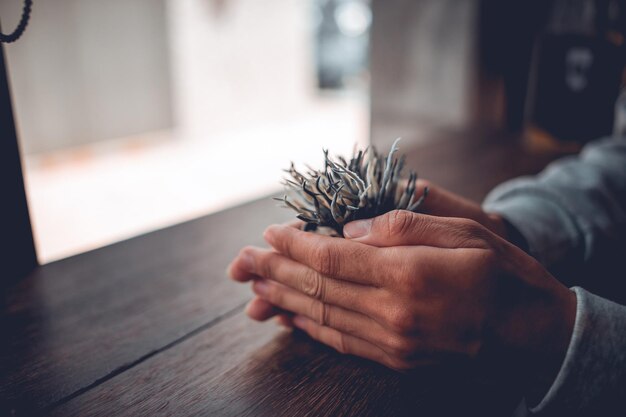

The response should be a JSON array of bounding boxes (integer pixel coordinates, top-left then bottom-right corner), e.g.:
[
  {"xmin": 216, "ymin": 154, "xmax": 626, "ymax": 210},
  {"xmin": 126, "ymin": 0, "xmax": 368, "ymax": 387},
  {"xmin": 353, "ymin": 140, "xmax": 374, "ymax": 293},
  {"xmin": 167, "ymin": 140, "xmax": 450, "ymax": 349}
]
[
  {"xmin": 386, "ymin": 307, "xmax": 417, "ymax": 334},
  {"xmin": 259, "ymin": 253, "xmax": 276, "ymax": 280},
  {"xmin": 384, "ymin": 335, "xmax": 415, "ymax": 358},
  {"xmin": 458, "ymin": 217, "xmax": 482, "ymax": 234},
  {"xmin": 384, "ymin": 210, "xmax": 416, "ymax": 237},
  {"xmin": 322, "ymin": 303, "xmax": 332, "ymax": 327},
  {"xmin": 367, "ymin": 297, "xmax": 388, "ymax": 323},
  {"xmin": 335, "ymin": 332, "xmax": 348, "ymax": 354},
  {"xmin": 454, "ymin": 218, "xmax": 491, "ymax": 248},
  {"xmin": 301, "ymin": 268, "xmax": 326, "ymax": 301},
  {"xmin": 310, "ymin": 298, "xmax": 329, "ymax": 326},
  {"xmin": 312, "ymin": 245, "xmax": 339, "ymax": 277}
]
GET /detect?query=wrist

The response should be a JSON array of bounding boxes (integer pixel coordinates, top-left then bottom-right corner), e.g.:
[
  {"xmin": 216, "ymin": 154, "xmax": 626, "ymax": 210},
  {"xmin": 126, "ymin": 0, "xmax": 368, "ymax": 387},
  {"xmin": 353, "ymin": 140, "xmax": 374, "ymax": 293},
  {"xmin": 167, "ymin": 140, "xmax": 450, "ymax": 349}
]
[
  {"xmin": 488, "ymin": 265, "xmax": 576, "ymax": 398},
  {"xmin": 522, "ymin": 284, "xmax": 576, "ymax": 403}
]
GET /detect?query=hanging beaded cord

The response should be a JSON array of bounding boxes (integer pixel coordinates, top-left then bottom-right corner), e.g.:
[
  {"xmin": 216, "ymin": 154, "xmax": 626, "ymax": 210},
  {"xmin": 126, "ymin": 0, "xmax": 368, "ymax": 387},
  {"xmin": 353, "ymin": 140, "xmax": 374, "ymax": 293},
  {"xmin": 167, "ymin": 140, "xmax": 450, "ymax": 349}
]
[{"xmin": 0, "ymin": 0, "xmax": 32, "ymax": 43}]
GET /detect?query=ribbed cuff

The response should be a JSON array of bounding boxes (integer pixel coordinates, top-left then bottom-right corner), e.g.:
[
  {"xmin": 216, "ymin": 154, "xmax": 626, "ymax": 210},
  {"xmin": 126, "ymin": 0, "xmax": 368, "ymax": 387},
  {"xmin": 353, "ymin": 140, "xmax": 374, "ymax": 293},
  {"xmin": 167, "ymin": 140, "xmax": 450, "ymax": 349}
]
[{"xmin": 529, "ymin": 287, "xmax": 626, "ymax": 416}]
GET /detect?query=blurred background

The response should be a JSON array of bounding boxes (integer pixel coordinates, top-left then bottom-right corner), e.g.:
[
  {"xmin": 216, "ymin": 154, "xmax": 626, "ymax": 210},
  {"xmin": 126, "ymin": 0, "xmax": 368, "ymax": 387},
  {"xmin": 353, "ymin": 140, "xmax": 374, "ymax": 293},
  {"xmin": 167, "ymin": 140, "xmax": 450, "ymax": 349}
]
[
  {"xmin": 1, "ymin": 0, "xmax": 625, "ymax": 263},
  {"xmin": 2, "ymin": 0, "xmax": 371, "ymax": 262}
]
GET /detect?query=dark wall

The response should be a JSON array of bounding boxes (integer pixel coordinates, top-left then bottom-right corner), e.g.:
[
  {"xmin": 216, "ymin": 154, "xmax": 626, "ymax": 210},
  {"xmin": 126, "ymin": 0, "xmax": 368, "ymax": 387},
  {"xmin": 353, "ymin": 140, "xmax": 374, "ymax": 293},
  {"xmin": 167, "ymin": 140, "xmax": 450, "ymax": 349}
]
[{"xmin": 369, "ymin": 0, "xmax": 553, "ymax": 149}]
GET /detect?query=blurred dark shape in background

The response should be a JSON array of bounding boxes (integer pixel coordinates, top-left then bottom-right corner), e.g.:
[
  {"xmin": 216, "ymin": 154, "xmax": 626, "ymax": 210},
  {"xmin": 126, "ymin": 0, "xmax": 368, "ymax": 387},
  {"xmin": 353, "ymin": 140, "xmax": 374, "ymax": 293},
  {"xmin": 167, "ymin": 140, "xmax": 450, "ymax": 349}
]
[
  {"xmin": 370, "ymin": 0, "xmax": 626, "ymax": 149},
  {"xmin": 313, "ymin": 0, "xmax": 371, "ymax": 90},
  {"xmin": 477, "ymin": 0, "xmax": 554, "ymax": 133},
  {"xmin": 528, "ymin": 0, "xmax": 626, "ymax": 145}
]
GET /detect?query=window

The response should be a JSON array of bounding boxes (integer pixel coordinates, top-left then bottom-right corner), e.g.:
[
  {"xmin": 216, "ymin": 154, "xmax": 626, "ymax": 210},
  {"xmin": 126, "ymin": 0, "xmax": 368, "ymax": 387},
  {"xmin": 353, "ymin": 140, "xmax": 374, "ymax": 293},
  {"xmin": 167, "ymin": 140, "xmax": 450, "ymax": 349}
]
[{"xmin": 2, "ymin": 0, "xmax": 371, "ymax": 262}]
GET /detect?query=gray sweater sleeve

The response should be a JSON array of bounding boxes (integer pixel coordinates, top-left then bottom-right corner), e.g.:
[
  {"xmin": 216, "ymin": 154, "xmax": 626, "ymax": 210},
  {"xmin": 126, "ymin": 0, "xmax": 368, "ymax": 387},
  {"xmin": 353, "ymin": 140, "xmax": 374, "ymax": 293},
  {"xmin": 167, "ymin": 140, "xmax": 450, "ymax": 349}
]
[
  {"xmin": 527, "ymin": 287, "xmax": 626, "ymax": 416},
  {"xmin": 482, "ymin": 136, "xmax": 626, "ymax": 416},
  {"xmin": 483, "ymin": 136, "xmax": 626, "ymax": 281}
]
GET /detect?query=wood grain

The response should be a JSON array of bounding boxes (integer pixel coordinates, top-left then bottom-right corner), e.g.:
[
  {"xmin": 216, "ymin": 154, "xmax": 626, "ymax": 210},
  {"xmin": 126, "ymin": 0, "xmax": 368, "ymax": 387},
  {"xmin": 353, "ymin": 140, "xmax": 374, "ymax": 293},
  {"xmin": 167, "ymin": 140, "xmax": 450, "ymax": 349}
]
[
  {"xmin": 402, "ymin": 130, "xmax": 566, "ymax": 202},
  {"xmin": 0, "ymin": 197, "xmax": 291, "ymax": 414},
  {"xmin": 1, "ymin": 132, "xmax": 568, "ymax": 416},
  {"xmin": 52, "ymin": 311, "xmax": 524, "ymax": 417}
]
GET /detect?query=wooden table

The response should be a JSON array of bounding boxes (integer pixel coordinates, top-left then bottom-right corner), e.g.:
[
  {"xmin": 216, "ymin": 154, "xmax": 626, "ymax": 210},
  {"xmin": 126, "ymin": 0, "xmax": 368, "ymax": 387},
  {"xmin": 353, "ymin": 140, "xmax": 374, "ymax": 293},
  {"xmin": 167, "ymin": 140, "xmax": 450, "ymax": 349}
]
[{"xmin": 0, "ymin": 132, "xmax": 568, "ymax": 416}]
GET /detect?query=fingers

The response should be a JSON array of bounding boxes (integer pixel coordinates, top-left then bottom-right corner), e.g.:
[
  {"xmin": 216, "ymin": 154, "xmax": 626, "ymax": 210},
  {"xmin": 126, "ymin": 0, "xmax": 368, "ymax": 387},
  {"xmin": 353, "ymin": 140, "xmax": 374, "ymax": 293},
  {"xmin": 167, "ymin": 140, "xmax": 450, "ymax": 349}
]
[
  {"xmin": 291, "ymin": 315, "xmax": 396, "ymax": 369},
  {"xmin": 245, "ymin": 297, "xmax": 281, "ymax": 321},
  {"xmin": 250, "ymin": 277, "xmax": 434, "ymax": 371},
  {"xmin": 404, "ymin": 180, "xmax": 507, "ymax": 237},
  {"xmin": 252, "ymin": 279, "xmax": 389, "ymax": 345},
  {"xmin": 234, "ymin": 246, "xmax": 379, "ymax": 316},
  {"xmin": 228, "ymin": 256, "xmax": 258, "ymax": 282},
  {"xmin": 275, "ymin": 313, "xmax": 295, "ymax": 328},
  {"xmin": 343, "ymin": 210, "xmax": 493, "ymax": 249},
  {"xmin": 412, "ymin": 180, "xmax": 479, "ymax": 218},
  {"xmin": 227, "ymin": 220, "xmax": 302, "ymax": 282},
  {"xmin": 245, "ymin": 296, "xmax": 295, "ymax": 328},
  {"xmin": 263, "ymin": 224, "xmax": 385, "ymax": 286}
]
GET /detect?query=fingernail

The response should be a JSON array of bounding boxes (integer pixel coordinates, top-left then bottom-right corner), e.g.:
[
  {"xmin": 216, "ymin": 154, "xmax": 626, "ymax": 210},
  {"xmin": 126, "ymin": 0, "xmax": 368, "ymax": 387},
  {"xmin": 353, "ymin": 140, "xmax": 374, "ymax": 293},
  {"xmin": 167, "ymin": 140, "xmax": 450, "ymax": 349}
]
[
  {"xmin": 293, "ymin": 315, "xmax": 307, "ymax": 328},
  {"xmin": 344, "ymin": 219, "xmax": 372, "ymax": 239},
  {"xmin": 239, "ymin": 251, "xmax": 255, "ymax": 272},
  {"xmin": 253, "ymin": 280, "xmax": 269, "ymax": 296},
  {"xmin": 263, "ymin": 224, "xmax": 284, "ymax": 245}
]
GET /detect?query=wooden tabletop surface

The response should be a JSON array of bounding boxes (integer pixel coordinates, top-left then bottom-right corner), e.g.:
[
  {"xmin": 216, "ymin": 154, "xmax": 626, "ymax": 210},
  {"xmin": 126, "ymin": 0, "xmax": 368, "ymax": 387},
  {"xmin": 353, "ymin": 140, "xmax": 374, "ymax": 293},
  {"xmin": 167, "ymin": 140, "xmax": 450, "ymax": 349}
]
[{"xmin": 0, "ymin": 132, "xmax": 568, "ymax": 416}]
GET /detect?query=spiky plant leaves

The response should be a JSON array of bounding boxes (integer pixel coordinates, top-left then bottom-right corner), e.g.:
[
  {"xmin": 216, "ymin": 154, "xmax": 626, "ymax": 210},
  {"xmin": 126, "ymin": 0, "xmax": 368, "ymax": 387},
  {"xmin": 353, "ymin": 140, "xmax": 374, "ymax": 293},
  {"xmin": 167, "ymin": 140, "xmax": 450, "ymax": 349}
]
[{"xmin": 276, "ymin": 138, "xmax": 428, "ymax": 236}]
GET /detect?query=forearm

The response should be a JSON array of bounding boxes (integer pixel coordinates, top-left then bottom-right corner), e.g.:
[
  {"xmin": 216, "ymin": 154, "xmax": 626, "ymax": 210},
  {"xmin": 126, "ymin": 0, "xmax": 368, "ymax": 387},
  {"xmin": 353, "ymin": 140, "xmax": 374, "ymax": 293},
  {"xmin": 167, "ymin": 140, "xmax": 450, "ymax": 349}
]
[
  {"xmin": 483, "ymin": 136, "xmax": 626, "ymax": 289},
  {"xmin": 481, "ymin": 137, "xmax": 626, "ymax": 415}
]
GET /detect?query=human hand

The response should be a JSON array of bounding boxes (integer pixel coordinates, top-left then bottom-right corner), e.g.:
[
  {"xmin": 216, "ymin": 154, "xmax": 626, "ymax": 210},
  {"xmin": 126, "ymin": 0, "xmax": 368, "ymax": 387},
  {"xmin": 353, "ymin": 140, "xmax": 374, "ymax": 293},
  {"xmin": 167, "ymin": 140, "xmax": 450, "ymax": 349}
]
[
  {"xmin": 229, "ymin": 210, "xmax": 575, "ymax": 376},
  {"xmin": 241, "ymin": 181, "xmax": 511, "ymax": 324}
]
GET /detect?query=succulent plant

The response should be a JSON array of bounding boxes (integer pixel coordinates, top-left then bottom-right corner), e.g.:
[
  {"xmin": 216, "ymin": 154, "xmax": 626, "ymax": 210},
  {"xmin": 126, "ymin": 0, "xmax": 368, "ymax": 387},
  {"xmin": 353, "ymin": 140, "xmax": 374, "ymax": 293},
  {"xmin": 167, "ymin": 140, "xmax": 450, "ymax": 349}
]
[{"xmin": 275, "ymin": 138, "xmax": 428, "ymax": 236}]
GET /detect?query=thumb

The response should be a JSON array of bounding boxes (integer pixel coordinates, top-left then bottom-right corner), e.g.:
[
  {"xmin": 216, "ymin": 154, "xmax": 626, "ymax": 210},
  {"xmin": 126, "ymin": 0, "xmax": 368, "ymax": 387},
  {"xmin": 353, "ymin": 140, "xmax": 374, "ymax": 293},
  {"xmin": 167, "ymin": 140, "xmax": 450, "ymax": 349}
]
[{"xmin": 343, "ymin": 210, "xmax": 489, "ymax": 249}]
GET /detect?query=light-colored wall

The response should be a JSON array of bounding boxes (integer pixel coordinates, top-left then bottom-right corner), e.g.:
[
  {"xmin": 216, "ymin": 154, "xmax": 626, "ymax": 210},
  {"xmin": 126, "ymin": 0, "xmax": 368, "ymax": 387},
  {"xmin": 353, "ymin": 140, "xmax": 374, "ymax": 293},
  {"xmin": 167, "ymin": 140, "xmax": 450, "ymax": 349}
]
[
  {"xmin": 3, "ymin": 0, "xmax": 316, "ymax": 153},
  {"xmin": 2, "ymin": 0, "xmax": 173, "ymax": 154},
  {"xmin": 165, "ymin": 0, "xmax": 315, "ymax": 141},
  {"xmin": 370, "ymin": 0, "xmax": 480, "ymax": 148}
]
